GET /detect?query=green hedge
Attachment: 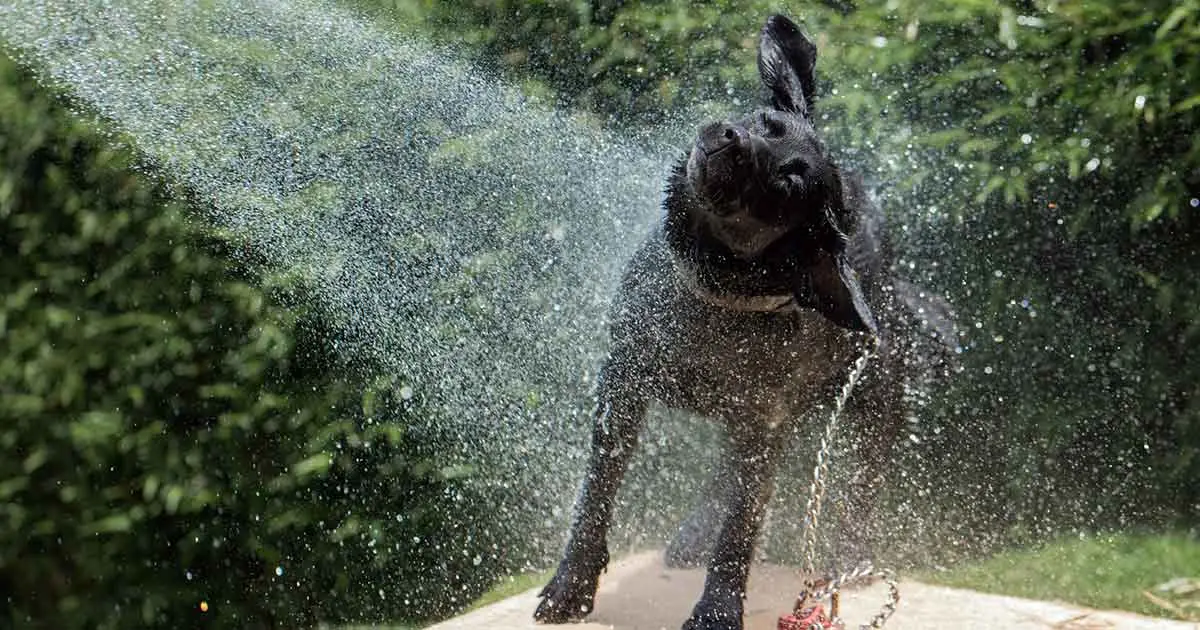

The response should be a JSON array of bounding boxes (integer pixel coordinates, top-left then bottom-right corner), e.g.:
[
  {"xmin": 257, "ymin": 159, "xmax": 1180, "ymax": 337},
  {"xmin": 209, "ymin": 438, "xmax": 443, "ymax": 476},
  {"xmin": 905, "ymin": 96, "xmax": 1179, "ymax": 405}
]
[{"xmin": 0, "ymin": 54, "xmax": 501, "ymax": 629}]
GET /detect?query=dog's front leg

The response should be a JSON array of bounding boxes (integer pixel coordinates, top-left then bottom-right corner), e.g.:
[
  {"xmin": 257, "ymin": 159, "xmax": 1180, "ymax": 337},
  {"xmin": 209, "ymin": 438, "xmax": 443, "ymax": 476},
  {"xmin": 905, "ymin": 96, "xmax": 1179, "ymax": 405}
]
[
  {"xmin": 683, "ymin": 436, "xmax": 783, "ymax": 630},
  {"xmin": 535, "ymin": 368, "xmax": 646, "ymax": 624}
]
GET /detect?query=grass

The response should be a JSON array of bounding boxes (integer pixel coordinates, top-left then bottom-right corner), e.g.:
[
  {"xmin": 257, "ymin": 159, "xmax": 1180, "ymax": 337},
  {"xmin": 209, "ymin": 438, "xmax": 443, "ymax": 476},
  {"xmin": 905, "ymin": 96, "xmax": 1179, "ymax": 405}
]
[
  {"xmin": 466, "ymin": 569, "xmax": 555, "ymax": 611},
  {"xmin": 916, "ymin": 531, "xmax": 1200, "ymax": 621}
]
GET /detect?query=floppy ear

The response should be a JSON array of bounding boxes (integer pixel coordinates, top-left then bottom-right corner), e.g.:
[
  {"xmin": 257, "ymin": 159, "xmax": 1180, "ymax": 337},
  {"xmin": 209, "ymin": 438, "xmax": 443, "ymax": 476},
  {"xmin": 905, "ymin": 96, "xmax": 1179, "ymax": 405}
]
[
  {"xmin": 758, "ymin": 14, "xmax": 818, "ymax": 116},
  {"xmin": 796, "ymin": 250, "xmax": 877, "ymax": 333}
]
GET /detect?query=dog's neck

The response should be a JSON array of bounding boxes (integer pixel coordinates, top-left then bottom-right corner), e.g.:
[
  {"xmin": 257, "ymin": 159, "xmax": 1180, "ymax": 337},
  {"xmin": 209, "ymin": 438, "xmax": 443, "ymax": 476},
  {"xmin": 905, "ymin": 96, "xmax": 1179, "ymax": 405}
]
[
  {"xmin": 700, "ymin": 210, "xmax": 794, "ymax": 258},
  {"xmin": 670, "ymin": 253, "xmax": 795, "ymax": 313},
  {"xmin": 663, "ymin": 213, "xmax": 801, "ymax": 313}
]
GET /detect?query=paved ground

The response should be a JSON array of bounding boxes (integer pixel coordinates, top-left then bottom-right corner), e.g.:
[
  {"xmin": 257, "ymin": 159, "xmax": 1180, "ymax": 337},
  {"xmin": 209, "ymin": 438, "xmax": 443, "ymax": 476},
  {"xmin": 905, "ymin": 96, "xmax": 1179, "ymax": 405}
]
[{"xmin": 429, "ymin": 552, "xmax": 1197, "ymax": 630}]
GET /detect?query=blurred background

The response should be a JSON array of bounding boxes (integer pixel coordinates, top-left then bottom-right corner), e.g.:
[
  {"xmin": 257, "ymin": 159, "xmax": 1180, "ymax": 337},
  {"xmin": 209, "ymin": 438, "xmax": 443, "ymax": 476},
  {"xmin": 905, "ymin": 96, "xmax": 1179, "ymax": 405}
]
[{"xmin": 1, "ymin": 0, "xmax": 1198, "ymax": 628}]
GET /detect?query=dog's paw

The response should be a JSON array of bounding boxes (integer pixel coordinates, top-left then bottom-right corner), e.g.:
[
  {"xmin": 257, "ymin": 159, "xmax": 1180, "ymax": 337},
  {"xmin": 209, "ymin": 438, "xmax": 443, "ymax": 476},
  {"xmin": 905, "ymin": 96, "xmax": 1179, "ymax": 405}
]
[
  {"xmin": 533, "ymin": 559, "xmax": 604, "ymax": 624},
  {"xmin": 680, "ymin": 608, "xmax": 743, "ymax": 630},
  {"xmin": 681, "ymin": 596, "xmax": 743, "ymax": 630}
]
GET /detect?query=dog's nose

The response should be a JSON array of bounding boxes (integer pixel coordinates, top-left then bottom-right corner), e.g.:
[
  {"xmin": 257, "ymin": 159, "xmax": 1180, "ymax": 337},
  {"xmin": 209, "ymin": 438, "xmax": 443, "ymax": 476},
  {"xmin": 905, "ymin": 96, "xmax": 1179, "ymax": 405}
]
[{"xmin": 699, "ymin": 122, "xmax": 749, "ymax": 155}]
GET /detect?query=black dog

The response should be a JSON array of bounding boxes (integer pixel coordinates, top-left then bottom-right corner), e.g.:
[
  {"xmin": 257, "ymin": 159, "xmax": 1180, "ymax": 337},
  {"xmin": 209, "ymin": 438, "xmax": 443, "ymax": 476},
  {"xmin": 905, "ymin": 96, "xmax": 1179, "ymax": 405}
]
[{"xmin": 535, "ymin": 14, "xmax": 953, "ymax": 630}]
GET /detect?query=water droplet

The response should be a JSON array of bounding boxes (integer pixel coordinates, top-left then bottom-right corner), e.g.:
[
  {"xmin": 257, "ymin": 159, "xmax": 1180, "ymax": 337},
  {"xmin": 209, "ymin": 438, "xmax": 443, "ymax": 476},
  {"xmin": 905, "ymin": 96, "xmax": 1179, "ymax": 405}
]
[
  {"xmin": 275, "ymin": 566, "xmax": 284, "ymax": 577},
  {"xmin": 1134, "ymin": 94, "xmax": 1146, "ymax": 110}
]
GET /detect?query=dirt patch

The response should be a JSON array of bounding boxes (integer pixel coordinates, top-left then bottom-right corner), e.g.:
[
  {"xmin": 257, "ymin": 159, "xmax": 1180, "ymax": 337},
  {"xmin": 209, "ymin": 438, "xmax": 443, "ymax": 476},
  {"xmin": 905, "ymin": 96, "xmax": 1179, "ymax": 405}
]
[{"xmin": 428, "ymin": 552, "xmax": 1197, "ymax": 630}]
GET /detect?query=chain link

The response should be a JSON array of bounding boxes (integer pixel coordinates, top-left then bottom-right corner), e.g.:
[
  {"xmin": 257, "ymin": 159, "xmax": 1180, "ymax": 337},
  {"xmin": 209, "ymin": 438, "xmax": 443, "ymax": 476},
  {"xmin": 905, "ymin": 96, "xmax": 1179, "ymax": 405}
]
[
  {"xmin": 800, "ymin": 335, "xmax": 879, "ymax": 575},
  {"xmin": 800, "ymin": 564, "xmax": 900, "ymax": 630},
  {"xmin": 795, "ymin": 335, "xmax": 899, "ymax": 630}
]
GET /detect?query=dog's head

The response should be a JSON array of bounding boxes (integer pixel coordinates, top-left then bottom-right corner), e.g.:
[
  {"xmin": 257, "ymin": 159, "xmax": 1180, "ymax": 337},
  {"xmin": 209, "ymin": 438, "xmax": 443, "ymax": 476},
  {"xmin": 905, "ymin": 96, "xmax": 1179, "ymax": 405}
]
[
  {"xmin": 686, "ymin": 15, "xmax": 851, "ymax": 240},
  {"xmin": 676, "ymin": 14, "xmax": 875, "ymax": 333}
]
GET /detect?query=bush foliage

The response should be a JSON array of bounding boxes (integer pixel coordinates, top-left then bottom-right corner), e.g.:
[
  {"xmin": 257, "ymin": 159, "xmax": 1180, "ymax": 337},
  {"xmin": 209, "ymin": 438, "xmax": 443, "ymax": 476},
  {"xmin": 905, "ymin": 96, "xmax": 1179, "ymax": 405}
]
[{"xmin": 0, "ymin": 55, "xmax": 499, "ymax": 629}]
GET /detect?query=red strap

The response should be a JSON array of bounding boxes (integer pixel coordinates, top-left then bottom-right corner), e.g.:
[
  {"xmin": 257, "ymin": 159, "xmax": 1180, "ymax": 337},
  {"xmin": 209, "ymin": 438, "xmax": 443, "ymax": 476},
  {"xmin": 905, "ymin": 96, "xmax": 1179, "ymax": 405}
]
[{"xmin": 778, "ymin": 604, "xmax": 840, "ymax": 630}]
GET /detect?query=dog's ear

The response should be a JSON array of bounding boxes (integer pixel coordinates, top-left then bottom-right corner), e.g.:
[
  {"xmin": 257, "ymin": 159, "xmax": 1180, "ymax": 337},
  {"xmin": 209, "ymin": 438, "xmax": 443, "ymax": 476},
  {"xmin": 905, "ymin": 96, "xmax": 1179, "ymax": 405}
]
[
  {"xmin": 797, "ymin": 250, "xmax": 877, "ymax": 333},
  {"xmin": 758, "ymin": 14, "xmax": 818, "ymax": 116}
]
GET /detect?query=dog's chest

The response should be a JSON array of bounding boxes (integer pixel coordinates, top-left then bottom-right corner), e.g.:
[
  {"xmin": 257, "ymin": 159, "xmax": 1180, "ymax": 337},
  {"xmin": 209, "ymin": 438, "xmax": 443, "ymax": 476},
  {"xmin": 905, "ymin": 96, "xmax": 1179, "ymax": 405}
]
[
  {"xmin": 611, "ymin": 235, "xmax": 861, "ymax": 416},
  {"xmin": 663, "ymin": 300, "xmax": 855, "ymax": 394}
]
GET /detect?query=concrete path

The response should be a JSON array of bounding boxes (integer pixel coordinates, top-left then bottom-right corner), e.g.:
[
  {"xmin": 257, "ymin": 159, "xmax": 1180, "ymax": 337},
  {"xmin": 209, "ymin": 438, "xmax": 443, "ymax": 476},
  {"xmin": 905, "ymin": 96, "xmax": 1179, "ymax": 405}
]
[{"xmin": 429, "ymin": 552, "xmax": 1197, "ymax": 630}]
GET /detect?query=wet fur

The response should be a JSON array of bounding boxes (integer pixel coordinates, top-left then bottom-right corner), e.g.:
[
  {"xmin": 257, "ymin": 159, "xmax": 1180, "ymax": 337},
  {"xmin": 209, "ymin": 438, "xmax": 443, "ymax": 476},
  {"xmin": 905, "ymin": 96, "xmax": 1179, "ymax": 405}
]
[{"xmin": 535, "ymin": 14, "xmax": 954, "ymax": 630}]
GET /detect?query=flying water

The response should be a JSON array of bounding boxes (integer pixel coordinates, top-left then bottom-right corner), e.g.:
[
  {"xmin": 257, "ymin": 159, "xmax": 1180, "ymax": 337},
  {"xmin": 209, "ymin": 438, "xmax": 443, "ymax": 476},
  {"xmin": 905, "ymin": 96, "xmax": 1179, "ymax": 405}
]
[
  {"xmin": 0, "ymin": 0, "xmax": 696, "ymax": 560},
  {"xmin": 0, "ymin": 0, "xmax": 1015, "ymax": 599},
  {"xmin": 4, "ymin": 4, "xmax": 1186, "ymax": 625}
]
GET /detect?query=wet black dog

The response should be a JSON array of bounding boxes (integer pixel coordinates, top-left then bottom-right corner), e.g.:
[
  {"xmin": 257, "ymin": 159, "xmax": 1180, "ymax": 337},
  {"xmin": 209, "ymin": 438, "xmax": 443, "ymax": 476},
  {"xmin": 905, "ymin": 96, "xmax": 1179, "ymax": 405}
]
[{"xmin": 535, "ymin": 14, "xmax": 953, "ymax": 630}]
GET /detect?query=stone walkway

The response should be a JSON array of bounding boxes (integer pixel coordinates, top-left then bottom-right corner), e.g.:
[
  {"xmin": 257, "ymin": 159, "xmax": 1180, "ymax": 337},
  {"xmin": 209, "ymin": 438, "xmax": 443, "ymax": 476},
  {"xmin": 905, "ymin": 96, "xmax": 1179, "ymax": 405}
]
[{"xmin": 429, "ymin": 552, "xmax": 1197, "ymax": 630}]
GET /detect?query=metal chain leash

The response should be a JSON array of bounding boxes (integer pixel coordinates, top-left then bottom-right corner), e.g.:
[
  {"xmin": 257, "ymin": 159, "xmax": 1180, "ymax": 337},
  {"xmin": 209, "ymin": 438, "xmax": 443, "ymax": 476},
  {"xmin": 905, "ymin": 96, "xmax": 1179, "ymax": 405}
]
[
  {"xmin": 799, "ymin": 564, "xmax": 900, "ymax": 630},
  {"xmin": 790, "ymin": 334, "xmax": 900, "ymax": 630},
  {"xmin": 800, "ymin": 335, "xmax": 879, "ymax": 576}
]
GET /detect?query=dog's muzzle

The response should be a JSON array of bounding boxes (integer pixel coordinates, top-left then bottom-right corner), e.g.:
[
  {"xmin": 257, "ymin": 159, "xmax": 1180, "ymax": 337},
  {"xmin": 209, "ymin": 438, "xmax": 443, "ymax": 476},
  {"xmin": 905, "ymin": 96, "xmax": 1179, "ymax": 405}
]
[
  {"xmin": 687, "ymin": 127, "xmax": 755, "ymax": 215},
  {"xmin": 698, "ymin": 123, "xmax": 751, "ymax": 157}
]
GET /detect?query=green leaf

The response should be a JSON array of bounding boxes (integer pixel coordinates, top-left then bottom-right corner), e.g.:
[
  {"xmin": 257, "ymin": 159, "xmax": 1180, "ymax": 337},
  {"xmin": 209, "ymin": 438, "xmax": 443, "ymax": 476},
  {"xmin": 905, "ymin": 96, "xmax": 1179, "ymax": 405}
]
[
  {"xmin": 1156, "ymin": 4, "xmax": 1195, "ymax": 40},
  {"xmin": 22, "ymin": 448, "xmax": 48, "ymax": 473},
  {"xmin": 438, "ymin": 464, "xmax": 476, "ymax": 480},
  {"xmin": 85, "ymin": 514, "xmax": 133, "ymax": 534},
  {"xmin": 291, "ymin": 453, "xmax": 332, "ymax": 480},
  {"xmin": 1173, "ymin": 93, "xmax": 1200, "ymax": 113}
]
